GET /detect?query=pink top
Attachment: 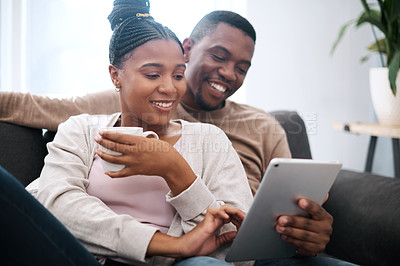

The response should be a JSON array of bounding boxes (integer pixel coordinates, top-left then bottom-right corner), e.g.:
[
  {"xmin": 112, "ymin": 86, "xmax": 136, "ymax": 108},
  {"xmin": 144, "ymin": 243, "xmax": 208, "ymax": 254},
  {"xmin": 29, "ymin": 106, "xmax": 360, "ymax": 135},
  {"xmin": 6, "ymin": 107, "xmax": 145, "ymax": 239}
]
[{"xmin": 86, "ymin": 138, "xmax": 181, "ymax": 234}]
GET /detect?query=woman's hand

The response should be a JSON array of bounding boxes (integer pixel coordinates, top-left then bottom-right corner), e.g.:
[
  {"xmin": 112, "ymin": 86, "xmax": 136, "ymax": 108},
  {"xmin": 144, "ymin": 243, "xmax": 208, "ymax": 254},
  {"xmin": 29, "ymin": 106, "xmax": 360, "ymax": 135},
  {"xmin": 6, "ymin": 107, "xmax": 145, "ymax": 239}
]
[
  {"xmin": 147, "ymin": 205, "xmax": 246, "ymax": 258},
  {"xmin": 94, "ymin": 130, "xmax": 196, "ymax": 195}
]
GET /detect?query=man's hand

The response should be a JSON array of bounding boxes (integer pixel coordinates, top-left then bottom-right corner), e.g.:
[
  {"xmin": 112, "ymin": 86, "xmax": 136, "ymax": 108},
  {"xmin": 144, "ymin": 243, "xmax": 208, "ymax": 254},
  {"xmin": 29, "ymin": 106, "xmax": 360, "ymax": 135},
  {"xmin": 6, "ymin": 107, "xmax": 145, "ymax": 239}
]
[{"xmin": 275, "ymin": 198, "xmax": 333, "ymax": 256}]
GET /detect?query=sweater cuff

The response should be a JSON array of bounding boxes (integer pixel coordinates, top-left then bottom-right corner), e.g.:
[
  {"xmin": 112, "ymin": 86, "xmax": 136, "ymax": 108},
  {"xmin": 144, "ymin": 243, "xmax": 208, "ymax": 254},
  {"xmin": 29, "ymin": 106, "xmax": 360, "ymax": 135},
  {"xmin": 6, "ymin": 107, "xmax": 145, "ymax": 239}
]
[
  {"xmin": 166, "ymin": 176, "xmax": 215, "ymax": 221},
  {"xmin": 117, "ymin": 220, "xmax": 158, "ymax": 263}
]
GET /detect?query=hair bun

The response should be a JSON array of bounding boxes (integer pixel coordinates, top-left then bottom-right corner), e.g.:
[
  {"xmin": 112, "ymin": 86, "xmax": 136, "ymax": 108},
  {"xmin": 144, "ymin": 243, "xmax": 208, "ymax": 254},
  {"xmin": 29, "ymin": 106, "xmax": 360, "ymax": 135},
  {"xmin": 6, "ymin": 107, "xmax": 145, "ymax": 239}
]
[{"xmin": 108, "ymin": 0, "xmax": 151, "ymax": 31}]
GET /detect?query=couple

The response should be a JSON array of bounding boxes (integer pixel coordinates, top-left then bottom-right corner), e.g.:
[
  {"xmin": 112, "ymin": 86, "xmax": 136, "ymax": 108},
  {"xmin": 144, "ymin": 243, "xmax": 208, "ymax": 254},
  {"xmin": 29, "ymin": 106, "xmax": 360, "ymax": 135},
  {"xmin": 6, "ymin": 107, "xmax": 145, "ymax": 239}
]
[{"xmin": 0, "ymin": 0, "xmax": 352, "ymax": 265}]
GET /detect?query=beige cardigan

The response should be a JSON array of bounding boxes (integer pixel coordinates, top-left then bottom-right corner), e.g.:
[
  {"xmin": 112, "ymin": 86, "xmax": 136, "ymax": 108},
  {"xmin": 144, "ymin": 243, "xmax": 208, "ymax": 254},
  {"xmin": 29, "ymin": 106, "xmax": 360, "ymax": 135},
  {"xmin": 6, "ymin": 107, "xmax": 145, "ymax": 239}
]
[{"xmin": 29, "ymin": 113, "xmax": 253, "ymax": 265}]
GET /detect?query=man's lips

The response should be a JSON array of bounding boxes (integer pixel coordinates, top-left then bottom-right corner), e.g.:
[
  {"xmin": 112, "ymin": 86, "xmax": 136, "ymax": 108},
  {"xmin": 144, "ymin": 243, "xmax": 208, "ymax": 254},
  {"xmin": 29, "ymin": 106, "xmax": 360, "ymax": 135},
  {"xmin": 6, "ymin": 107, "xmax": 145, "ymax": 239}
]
[{"xmin": 208, "ymin": 81, "xmax": 229, "ymax": 94}]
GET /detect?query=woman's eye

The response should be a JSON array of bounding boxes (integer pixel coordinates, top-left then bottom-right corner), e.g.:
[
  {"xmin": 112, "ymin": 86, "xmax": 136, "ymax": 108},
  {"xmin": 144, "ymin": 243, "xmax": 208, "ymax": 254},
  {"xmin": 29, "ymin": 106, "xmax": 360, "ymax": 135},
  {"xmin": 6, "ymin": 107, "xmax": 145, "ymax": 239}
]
[
  {"xmin": 146, "ymin": 74, "xmax": 159, "ymax": 79},
  {"xmin": 174, "ymin": 74, "xmax": 184, "ymax": 80}
]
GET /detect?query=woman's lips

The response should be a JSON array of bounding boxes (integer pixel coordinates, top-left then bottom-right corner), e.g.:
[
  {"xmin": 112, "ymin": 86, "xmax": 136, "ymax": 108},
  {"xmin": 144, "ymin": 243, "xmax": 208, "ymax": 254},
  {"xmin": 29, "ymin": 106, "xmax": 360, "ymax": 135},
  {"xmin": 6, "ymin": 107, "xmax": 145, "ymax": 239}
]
[{"xmin": 150, "ymin": 100, "xmax": 175, "ymax": 112}]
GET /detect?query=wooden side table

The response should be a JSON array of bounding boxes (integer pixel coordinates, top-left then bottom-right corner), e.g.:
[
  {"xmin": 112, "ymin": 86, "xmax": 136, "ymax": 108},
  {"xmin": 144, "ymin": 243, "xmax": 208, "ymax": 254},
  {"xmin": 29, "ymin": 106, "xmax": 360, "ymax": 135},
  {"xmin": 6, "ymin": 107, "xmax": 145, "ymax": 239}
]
[{"xmin": 332, "ymin": 122, "xmax": 400, "ymax": 178}]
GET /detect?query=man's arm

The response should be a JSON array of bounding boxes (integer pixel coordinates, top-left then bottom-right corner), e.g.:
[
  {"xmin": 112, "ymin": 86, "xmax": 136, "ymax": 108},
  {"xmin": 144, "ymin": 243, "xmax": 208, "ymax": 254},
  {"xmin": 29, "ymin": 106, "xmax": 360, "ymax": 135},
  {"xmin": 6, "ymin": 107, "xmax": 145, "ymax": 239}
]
[{"xmin": 0, "ymin": 90, "xmax": 120, "ymax": 131}]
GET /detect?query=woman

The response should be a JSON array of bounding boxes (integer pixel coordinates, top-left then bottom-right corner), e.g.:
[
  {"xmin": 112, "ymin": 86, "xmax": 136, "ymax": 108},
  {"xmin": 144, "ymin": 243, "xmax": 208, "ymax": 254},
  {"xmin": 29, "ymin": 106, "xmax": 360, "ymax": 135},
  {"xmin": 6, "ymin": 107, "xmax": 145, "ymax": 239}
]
[{"xmin": 31, "ymin": 0, "xmax": 253, "ymax": 265}]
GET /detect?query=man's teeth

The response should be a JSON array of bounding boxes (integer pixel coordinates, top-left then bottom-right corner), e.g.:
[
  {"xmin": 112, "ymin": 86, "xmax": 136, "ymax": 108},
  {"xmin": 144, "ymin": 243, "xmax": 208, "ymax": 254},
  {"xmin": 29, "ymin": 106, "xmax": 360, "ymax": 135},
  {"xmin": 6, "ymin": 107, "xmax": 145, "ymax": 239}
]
[
  {"xmin": 210, "ymin": 82, "xmax": 226, "ymax": 93},
  {"xmin": 153, "ymin": 102, "xmax": 173, "ymax": 108}
]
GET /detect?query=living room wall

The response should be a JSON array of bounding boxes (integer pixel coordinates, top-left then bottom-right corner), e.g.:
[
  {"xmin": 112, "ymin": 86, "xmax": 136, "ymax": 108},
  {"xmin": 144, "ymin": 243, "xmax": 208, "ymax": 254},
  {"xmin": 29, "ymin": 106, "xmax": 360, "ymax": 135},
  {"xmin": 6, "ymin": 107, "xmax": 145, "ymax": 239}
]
[{"xmin": 245, "ymin": 0, "xmax": 394, "ymax": 177}]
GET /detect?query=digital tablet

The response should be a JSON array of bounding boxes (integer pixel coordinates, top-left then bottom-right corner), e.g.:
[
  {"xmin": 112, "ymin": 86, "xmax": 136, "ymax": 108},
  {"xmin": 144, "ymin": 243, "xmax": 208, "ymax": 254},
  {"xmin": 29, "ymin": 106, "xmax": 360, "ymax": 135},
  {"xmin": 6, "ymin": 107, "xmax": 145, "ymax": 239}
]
[{"xmin": 225, "ymin": 158, "xmax": 342, "ymax": 262}]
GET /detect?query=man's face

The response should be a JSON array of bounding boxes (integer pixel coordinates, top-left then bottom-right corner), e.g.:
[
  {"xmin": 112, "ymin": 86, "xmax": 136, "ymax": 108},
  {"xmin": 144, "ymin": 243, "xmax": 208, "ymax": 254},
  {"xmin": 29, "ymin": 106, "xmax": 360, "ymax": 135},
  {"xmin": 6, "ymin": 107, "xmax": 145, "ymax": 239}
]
[{"xmin": 182, "ymin": 23, "xmax": 255, "ymax": 111}]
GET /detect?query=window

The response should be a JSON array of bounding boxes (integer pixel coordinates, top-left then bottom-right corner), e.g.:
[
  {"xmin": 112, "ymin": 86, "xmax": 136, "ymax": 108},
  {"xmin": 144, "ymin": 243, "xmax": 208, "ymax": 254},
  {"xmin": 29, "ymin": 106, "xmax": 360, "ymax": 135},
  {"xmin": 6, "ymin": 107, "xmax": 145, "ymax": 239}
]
[{"xmin": 0, "ymin": 0, "xmax": 247, "ymax": 102}]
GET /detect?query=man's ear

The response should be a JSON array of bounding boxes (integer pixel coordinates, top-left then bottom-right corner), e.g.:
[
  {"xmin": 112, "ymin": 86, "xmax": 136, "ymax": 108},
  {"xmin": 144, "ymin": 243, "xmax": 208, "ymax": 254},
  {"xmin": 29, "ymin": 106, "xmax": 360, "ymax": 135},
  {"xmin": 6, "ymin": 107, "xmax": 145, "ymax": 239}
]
[
  {"xmin": 109, "ymin": 64, "xmax": 120, "ymax": 88},
  {"xmin": 182, "ymin": 38, "xmax": 194, "ymax": 63}
]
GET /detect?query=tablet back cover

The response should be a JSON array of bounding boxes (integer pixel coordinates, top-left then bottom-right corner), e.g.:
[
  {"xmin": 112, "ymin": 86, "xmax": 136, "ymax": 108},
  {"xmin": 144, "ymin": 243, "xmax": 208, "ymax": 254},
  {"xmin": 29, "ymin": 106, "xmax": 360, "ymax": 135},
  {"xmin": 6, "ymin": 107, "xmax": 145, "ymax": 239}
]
[{"xmin": 225, "ymin": 158, "xmax": 341, "ymax": 262}]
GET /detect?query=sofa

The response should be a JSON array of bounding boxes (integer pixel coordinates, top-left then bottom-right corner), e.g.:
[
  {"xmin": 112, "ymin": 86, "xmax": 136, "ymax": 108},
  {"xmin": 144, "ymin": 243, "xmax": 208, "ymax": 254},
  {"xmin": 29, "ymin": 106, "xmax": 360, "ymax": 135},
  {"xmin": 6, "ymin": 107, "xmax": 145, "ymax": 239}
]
[{"xmin": 1, "ymin": 111, "xmax": 399, "ymax": 265}]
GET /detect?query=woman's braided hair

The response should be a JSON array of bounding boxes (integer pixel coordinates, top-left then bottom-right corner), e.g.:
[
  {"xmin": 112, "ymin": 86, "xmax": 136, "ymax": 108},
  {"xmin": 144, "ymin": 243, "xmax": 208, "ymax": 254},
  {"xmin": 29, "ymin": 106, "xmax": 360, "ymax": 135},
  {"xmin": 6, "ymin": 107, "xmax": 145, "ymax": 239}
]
[{"xmin": 108, "ymin": 0, "xmax": 183, "ymax": 68}]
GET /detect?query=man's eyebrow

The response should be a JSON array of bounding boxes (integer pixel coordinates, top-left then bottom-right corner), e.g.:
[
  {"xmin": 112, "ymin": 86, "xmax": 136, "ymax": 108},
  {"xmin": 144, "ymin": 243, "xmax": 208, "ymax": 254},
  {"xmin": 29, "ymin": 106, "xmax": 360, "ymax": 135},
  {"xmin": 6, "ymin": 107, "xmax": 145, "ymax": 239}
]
[
  {"xmin": 213, "ymin": 45, "xmax": 231, "ymax": 55},
  {"xmin": 212, "ymin": 46, "xmax": 251, "ymax": 66},
  {"xmin": 140, "ymin": 63, "xmax": 186, "ymax": 69}
]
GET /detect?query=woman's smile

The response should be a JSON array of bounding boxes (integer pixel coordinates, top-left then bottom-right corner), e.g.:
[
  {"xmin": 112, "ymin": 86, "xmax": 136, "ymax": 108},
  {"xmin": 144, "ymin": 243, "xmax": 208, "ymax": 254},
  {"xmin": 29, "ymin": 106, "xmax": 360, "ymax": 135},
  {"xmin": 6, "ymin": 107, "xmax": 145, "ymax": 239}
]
[{"xmin": 150, "ymin": 100, "xmax": 175, "ymax": 112}]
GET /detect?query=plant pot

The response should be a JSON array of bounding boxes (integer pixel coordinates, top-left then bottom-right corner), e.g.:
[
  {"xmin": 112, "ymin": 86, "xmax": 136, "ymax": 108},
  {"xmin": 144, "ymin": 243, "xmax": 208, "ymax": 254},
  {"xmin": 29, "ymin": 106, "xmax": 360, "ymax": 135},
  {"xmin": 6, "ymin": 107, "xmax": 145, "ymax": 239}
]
[{"xmin": 369, "ymin": 67, "xmax": 400, "ymax": 126}]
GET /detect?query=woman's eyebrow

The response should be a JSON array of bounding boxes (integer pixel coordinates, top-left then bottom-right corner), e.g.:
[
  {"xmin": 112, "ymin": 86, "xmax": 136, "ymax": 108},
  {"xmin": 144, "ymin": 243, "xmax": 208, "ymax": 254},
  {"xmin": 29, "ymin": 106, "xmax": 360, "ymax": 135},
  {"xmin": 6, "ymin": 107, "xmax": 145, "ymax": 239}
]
[
  {"xmin": 140, "ymin": 63, "xmax": 163, "ymax": 68},
  {"xmin": 140, "ymin": 63, "xmax": 186, "ymax": 69}
]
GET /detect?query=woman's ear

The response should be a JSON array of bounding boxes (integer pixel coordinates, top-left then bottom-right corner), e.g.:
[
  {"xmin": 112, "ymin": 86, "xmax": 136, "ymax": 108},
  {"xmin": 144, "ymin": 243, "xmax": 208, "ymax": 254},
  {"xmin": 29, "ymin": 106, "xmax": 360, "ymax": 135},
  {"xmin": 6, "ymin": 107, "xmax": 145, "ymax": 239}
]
[
  {"xmin": 109, "ymin": 64, "xmax": 120, "ymax": 88},
  {"xmin": 182, "ymin": 38, "xmax": 194, "ymax": 63}
]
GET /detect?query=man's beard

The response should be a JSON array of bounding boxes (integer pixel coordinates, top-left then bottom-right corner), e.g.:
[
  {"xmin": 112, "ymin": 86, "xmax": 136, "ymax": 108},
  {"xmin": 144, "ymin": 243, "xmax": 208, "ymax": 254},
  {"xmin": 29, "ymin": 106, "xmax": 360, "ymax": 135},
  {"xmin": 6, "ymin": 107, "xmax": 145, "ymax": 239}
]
[{"xmin": 194, "ymin": 86, "xmax": 224, "ymax": 111}]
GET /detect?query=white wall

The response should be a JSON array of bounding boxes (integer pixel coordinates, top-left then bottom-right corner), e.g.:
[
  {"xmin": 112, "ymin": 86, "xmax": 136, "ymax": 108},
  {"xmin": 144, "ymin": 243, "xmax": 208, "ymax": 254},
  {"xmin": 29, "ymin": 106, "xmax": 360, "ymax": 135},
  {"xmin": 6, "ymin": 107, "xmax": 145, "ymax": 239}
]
[{"xmin": 245, "ymin": 0, "xmax": 393, "ymax": 177}]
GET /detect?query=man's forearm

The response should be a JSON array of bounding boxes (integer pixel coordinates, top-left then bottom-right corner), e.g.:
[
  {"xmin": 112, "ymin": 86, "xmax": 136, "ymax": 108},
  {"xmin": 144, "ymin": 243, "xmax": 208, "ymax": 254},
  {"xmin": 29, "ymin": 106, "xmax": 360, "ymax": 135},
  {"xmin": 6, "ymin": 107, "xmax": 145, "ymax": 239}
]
[{"xmin": 0, "ymin": 90, "xmax": 120, "ymax": 131}]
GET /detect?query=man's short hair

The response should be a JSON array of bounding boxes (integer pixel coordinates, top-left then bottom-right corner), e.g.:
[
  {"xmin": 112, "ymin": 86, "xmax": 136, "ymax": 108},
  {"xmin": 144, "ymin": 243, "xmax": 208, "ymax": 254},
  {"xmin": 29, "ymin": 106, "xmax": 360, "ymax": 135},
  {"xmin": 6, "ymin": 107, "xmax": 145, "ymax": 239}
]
[{"xmin": 189, "ymin": 10, "xmax": 256, "ymax": 44}]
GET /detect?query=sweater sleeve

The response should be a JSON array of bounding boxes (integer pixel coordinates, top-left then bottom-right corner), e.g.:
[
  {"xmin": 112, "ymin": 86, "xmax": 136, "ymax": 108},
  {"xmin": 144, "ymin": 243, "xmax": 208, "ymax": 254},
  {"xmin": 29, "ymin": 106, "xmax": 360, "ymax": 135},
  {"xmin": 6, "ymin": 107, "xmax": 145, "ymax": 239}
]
[
  {"xmin": 36, "ymin": 115, "xmax": 156, "ymax": 263},
  {"xmin": 166, "ymin": 123, "xmax": 253, "ymax": 234},
  {"xmin": 0, "ymin": 90, "xmax": 120, "ymax": 131}
]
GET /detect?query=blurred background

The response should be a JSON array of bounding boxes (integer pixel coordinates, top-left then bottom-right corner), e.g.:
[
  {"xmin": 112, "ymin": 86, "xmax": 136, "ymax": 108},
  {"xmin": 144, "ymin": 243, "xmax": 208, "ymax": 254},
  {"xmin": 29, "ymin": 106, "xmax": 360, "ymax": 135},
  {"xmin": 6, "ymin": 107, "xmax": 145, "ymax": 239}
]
[{"xmin": 0, "ymin": 0, "xmax": 392, "ymax": 177}]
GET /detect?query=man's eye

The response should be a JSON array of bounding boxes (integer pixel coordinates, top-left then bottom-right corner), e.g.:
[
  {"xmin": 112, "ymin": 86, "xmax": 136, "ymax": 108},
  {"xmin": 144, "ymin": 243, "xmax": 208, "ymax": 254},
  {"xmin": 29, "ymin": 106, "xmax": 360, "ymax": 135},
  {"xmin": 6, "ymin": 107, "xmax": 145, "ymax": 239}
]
[
  {"xmin": 212, "ymin": 54, "xmax": 226, "ymax": 62},
  {"xmin": 237, "ymin": 68, "xmax": 247, "ymax": 74}
]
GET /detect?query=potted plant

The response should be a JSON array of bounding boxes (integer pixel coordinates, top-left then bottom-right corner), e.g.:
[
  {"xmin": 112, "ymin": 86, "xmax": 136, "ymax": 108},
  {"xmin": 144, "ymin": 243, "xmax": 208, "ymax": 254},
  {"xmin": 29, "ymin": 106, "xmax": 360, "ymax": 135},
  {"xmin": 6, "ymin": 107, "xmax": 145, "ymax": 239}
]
[{"xmin": 331, "ymin": 0, "xmax": 400, "ymax": 126}]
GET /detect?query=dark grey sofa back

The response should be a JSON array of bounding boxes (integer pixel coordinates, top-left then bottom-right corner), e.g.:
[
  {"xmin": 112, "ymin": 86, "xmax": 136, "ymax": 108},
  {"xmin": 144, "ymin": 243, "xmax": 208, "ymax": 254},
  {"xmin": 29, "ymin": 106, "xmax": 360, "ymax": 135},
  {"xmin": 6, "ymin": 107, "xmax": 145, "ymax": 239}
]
[
  {"xmin": 0, "ymin": 122, "xmax": 55, "ymax": 186},
  {"xmin": 0, "ymin": 122, "xmax": 47, "ymax": 186},
  {"xmin": 270, "ymin": 110, "xmax": 312, "ymax": 159}
]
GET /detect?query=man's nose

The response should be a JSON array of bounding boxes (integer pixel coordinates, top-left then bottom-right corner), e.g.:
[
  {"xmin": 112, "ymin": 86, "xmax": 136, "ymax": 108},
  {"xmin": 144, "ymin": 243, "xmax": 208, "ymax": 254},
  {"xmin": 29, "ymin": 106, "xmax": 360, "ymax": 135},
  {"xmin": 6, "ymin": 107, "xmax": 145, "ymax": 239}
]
[{"xmin": 218, "ymin": 63, "xmax": 236, "ymax": 82}]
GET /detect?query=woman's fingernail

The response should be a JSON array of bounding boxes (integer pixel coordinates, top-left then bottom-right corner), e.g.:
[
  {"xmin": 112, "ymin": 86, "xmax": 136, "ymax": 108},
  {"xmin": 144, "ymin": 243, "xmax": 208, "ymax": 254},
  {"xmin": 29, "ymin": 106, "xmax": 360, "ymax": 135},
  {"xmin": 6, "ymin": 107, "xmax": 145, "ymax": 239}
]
[{"xmin": 94, "ymin": 135, "xmax": 100, "ymax": 142}]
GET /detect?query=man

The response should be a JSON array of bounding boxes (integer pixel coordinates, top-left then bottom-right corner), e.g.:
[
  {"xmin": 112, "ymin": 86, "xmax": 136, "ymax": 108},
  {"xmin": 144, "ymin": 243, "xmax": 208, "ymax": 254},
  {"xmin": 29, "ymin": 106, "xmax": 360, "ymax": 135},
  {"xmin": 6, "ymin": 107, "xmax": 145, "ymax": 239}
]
[{"xmin": 0, "ymin": 11, "xmax": 345, "ymax": 264}]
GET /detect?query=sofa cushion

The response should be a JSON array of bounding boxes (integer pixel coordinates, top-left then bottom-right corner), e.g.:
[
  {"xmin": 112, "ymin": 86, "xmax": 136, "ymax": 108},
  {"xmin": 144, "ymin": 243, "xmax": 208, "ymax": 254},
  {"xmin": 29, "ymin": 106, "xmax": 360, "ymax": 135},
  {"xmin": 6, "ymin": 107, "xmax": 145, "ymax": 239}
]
[
  {"xmin": 324, "ymin": 169, "xmax": 400, "ymax": 266},
  {"xmin": 0, "ymin": 122, "xmax": 48, "ymax": 186}
]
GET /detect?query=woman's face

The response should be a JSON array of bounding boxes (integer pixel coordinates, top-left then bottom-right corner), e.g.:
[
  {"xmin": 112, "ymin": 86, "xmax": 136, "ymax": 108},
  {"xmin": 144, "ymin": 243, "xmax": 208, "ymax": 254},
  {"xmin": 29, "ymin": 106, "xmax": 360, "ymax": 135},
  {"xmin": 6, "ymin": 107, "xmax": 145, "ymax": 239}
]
[{"xmin": 111, "ymin": 39, "xmax": 186, "ymax": 128}]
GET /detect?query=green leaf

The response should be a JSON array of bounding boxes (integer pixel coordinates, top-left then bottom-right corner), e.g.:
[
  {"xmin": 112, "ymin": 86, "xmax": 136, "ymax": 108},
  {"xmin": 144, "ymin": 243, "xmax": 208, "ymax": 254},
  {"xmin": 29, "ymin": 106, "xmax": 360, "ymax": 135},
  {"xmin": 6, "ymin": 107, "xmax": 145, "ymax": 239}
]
[
  {"xmin": 367, "ymin": 38, "xmax": 387, "ymax": 54},
  {"xmin": 356, "ymin": 10, "xmax": 388, "ymax": 36},
  {"xmin": 388, "ymin": 50, "xmax": 400, "ymax": 96},
  {"xmin": 360, "ymin": 0, "xmax": 370, "ymax": 13},
  {"xmin": 360, "ymin": 54, "xmax": 372, "ymax": 63},
  {"xmin": 330, "ymin": 19, "xmax": 356, "ymax": 56},
  {"xmin": 386, "ymin": 0, "xmax": 400, "ymax": 22}
]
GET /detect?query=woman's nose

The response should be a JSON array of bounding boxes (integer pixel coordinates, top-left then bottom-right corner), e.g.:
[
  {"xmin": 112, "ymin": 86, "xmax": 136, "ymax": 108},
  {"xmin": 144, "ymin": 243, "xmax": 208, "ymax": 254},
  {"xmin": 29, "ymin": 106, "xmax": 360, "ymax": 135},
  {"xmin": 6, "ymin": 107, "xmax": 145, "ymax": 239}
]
[{"xmin": 158, "ymin": 77, "xmax": 176, "ymax": 94}]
